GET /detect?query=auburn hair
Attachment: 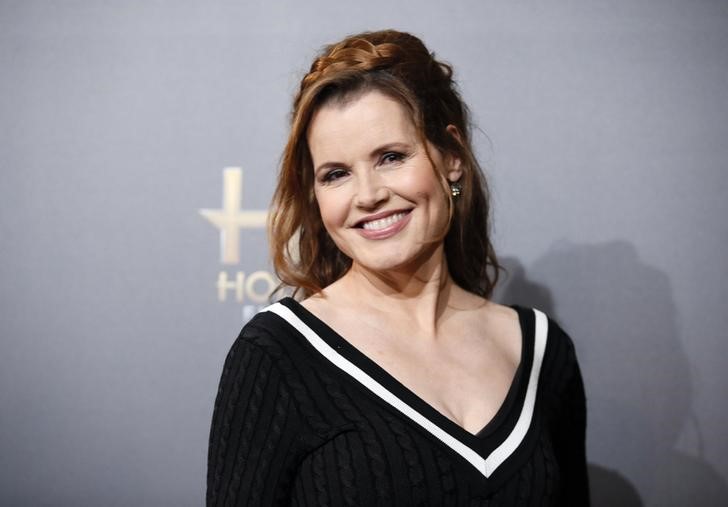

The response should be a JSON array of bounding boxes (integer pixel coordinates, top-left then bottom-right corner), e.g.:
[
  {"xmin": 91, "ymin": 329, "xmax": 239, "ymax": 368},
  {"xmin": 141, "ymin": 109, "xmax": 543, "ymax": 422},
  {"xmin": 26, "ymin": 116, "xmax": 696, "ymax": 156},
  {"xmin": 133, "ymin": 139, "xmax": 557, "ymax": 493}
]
[{"xmin": 269, "ymin": 29, "xmax": 500, "ymax": 299}]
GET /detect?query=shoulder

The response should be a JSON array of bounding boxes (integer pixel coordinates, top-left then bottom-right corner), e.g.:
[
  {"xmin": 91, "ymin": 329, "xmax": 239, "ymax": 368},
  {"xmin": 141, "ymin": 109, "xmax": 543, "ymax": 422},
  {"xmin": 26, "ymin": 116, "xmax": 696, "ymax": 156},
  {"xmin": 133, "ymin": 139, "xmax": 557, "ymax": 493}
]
[
  {"xmin": 539, "ymin": 310, "xmax": 579, "ymax": 365},
  {"xmin": 514, "ymin": 307, "xmax": 585, "ymax": 400},
  {"xmin": 478, "ymin": 299, "xmax": 520, "ymax": 324},
  {"xmin": 510, "ymin": 306, "xmax": 578, "ymax": 354},
  {"xmin": 241, "ymin": 301, "xmax": 297, "ymax": 340},
  {"xmin": 451, "ymin": 289, "xmax": 520, "ymax": 335},
  {"xmin": 225, "ymin": 299, "xmax": 306, "ymax": 366}
]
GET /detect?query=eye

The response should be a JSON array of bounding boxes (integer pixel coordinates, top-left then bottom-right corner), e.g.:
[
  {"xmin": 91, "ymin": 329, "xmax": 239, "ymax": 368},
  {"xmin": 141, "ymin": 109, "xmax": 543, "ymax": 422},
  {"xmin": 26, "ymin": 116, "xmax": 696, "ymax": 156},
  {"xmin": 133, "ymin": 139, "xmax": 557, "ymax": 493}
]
[
  {"xmin": 381, "ymin": 151, "xmax": 405, "ymax": 164},
  {"xmin": 320, "ymin": 168, "xmax": 349, "ymax": 183}
]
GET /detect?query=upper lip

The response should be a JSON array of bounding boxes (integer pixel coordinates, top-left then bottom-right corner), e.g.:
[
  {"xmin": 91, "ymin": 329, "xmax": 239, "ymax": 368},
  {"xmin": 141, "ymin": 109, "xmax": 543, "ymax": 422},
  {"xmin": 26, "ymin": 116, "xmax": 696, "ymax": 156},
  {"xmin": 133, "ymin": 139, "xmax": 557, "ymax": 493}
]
[{"xmin": 353, "ymin": 209, "xmax": 412, "ymax": 228}]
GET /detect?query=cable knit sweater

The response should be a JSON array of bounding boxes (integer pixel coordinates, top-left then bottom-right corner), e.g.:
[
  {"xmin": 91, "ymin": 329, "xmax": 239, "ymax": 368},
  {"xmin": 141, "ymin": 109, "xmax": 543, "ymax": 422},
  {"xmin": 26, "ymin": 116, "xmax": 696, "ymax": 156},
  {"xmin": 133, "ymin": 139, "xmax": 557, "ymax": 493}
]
[{"xmin": 207, "ymin": 298, "xmax": 589, "ymax": 506}]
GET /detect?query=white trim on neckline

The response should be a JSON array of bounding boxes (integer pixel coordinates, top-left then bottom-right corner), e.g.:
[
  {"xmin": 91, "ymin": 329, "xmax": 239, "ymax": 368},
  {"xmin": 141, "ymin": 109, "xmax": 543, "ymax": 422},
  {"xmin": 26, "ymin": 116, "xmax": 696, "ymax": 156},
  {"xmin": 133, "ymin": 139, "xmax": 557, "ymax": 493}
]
[{"xmin": 263, "ymin": 302, "xmax": 548, "ymax": 479}]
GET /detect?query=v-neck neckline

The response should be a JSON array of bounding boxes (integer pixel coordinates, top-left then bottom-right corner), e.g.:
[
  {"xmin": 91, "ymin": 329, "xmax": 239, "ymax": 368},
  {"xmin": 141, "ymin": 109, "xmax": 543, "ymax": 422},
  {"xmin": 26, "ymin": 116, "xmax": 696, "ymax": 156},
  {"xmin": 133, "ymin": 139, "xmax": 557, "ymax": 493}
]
[
  {"xmin": 282, "ymin": 296, "xmax": 527, "ymax": 440},
  {"xmin": 265, "ymin": 297, "xmax": 546, "ymax": 480}
]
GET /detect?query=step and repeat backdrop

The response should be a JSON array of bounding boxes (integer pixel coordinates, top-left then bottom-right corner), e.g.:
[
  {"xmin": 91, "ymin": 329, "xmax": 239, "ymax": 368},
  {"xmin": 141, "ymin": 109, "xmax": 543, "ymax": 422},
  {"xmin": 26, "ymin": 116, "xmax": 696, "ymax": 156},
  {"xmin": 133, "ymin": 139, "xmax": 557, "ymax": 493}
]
[{"xmin": 2, "ymin": 1, "xmax": 727, "ymax": 505}]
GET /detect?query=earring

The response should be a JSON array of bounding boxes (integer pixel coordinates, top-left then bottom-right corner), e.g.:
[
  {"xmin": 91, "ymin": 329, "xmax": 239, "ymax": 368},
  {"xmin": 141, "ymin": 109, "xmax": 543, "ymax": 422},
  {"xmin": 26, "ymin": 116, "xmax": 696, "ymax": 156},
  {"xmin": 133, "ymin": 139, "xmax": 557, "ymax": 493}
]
[{"xmin": 449, "ymin": 181, "xmax": 462, "ymax": 198}]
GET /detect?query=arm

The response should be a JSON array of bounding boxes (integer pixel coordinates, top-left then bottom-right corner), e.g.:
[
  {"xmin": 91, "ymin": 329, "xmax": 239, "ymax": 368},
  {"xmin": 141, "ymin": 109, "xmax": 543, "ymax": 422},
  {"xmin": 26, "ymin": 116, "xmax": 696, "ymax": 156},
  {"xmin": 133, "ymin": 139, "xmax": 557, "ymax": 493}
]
[
  {"xmin": 551, "ymin": 333, "xmax": 590, "ymax": 506},
  {"xmin": 207, "ymin": 329, "xmax": 303, "ymax": 506}
]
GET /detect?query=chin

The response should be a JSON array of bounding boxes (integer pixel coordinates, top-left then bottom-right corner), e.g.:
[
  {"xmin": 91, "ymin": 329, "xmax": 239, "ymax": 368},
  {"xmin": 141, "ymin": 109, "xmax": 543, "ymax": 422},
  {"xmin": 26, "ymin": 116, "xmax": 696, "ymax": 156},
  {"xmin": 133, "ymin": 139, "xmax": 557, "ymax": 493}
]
[{"xmin": 353, "ymin": 250, "xmax": 433, "ymax": 275}]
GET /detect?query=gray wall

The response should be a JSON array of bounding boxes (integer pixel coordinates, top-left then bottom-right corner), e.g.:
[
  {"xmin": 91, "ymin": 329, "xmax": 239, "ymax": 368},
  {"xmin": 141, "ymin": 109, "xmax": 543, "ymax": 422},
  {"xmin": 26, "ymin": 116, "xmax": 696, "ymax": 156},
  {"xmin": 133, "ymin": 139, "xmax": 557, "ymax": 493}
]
[{"xmin": 1, "ymin": 1, "xmax": 726, "ymax": 505}]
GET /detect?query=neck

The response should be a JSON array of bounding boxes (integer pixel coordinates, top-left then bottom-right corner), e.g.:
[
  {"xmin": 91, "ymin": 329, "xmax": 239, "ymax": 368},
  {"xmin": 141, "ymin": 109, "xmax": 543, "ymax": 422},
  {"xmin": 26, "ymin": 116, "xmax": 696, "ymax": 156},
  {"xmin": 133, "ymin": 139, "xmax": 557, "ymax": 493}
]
[{"xmin": 335, "ymin": 245, "xmax": 456, "ymax": 336}]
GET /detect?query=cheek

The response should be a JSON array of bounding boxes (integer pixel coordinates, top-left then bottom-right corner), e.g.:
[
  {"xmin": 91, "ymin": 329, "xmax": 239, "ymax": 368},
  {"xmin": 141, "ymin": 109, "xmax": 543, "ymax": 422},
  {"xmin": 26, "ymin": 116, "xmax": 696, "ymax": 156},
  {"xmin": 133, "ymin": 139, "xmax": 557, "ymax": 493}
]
[
  {"xmin": 401, "ymin": 157, "xmax": 445, "ymax": 192},
  {"xmin": 397, "ymin": 168, "xmax": 447, "ymax": 207},
  {"xmin": 407, "ymin": 172, "xmax": 450, "ymax": 225},
  {"xmin": 315, "ymin": 190, "xmax": 348, "ymax": 230}
]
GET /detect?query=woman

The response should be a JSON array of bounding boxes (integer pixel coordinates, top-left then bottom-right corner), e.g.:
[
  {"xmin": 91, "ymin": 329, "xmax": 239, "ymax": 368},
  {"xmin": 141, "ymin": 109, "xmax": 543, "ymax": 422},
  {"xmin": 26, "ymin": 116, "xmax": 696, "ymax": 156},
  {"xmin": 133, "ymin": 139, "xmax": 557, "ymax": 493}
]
[{"xmin": 207, "ymin": 30, "xmax": 589, "ymax": 506}]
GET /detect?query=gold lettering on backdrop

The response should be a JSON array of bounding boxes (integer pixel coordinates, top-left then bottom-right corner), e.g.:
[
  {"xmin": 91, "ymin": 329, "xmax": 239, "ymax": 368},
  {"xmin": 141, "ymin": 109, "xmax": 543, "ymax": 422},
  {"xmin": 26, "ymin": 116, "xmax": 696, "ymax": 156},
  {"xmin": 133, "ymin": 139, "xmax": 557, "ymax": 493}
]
[
  {"xmin": 217, "ymin": 271, "xmax": 277, "ymax": 304},
  {"xmin": 245, "ymin": 271, "xmax": 276, "ymax": 304},
  {"xmin": 201, "ymin": 168, "xmax": 277, "ymax": 319},
  {"xmin": 199, "ymin": 167, "xmax": 268, "ymax": 265},
  {"xmin": 217, "ymin": 271, "xmax": 245, "ymax": 302}
]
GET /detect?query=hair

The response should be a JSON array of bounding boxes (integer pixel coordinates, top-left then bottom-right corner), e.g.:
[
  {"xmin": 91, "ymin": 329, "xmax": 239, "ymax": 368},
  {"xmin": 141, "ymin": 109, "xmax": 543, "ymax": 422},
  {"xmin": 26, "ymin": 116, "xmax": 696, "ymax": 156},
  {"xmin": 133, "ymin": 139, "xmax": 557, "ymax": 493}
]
[{"xmin": 269, "ymin": 29, "xmax": 500, "ymax": 299}]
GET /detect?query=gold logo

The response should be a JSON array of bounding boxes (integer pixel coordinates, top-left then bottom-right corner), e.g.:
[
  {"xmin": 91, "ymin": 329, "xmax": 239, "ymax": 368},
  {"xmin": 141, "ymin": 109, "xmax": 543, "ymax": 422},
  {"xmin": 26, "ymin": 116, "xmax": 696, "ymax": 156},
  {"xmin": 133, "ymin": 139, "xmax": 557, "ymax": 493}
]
[
  {"xmin": 199, "ymin": 167, "xmax": 268, "ymax": 265},
  {"xmin": 200, "ymin": 167, "xmax": 276, "ymax": 318}
]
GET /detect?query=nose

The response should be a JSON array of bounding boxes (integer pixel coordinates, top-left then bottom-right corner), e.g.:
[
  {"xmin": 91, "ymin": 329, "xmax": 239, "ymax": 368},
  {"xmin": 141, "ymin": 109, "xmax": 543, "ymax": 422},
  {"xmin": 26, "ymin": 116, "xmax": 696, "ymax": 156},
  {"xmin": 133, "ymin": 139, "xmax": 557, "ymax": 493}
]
[{"xmin": 354, "ymin": 171, "xmax": 388, "ymax": 209}]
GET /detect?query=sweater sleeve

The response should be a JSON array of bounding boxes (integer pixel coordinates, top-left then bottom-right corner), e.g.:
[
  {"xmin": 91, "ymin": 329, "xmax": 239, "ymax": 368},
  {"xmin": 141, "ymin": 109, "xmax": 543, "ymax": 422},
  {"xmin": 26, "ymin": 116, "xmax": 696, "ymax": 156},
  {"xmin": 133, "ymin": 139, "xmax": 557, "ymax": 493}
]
[
  {"xmin": 206, "ymin": 328, "xmax": 304, "ymax": 506},
  {"xmin": 551, "ymin": 329, "xmax": 590, "ymax": 506}
]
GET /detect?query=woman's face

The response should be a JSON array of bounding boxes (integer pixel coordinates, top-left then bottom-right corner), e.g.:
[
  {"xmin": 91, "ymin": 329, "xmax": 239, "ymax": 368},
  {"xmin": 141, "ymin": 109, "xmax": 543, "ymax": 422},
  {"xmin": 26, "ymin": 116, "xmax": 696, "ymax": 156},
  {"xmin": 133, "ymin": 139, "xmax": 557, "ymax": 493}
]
[{"xmin": 307, "ymin": 90, "xmax": 461, "ymax": 274}]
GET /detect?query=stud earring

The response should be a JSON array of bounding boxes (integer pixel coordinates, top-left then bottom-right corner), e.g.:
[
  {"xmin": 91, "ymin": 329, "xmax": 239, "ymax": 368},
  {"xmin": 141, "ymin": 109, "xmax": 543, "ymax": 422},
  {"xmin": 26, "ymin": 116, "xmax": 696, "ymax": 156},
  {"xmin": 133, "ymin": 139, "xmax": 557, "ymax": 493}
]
[{"xmin": 449, "ymin": 181, "xmax": 462, "ymax": 198}]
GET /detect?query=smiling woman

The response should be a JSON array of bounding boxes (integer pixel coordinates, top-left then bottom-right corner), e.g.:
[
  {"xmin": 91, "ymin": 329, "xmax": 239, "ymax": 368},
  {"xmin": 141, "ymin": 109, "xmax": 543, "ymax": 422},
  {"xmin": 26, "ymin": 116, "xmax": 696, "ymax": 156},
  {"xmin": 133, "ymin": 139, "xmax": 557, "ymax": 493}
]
[
  {"xmin": 308, "ymin": 90, "xmax": 457, "ymax": 274},
  {"xmin": 207, "ymin": 30, "xmax": 590, "ymax": 506}
]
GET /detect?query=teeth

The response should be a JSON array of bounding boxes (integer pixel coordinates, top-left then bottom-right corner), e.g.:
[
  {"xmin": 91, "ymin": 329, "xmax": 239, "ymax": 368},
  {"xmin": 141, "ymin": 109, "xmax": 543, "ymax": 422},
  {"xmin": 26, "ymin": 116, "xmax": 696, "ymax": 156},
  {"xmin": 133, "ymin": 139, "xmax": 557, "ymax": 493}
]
[{"xmin": 361, "ymin": 212, "xmax": 408, "ymax": 231}]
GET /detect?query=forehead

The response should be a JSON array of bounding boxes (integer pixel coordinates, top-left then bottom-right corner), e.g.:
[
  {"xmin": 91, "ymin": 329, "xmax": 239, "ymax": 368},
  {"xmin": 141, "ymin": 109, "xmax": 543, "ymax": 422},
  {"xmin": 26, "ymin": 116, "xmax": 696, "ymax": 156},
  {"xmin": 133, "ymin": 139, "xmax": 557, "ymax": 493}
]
[{"xmin": 307, "ymin": 90, "xmax": 418, "ymax": 162}]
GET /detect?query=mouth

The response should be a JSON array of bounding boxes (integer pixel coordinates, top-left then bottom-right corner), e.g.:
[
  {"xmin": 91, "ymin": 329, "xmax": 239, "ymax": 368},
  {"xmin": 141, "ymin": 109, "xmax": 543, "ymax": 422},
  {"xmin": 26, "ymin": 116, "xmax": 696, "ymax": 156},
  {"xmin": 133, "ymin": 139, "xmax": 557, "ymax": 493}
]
[{"xmin": 356, "ymin": 210, "xmax": 412, "ymax": 231}]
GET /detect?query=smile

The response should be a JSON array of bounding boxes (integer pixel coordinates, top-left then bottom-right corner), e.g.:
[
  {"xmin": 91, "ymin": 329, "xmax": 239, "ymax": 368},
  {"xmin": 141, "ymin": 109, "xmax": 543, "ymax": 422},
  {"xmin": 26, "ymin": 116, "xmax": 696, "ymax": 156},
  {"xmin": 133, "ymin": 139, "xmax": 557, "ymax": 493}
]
[
  {"xmin": 355, "ymin": 210, "xmax": 413, "ymax": 240},
  {"xmin": 361, "ymin": 212, "xmax": 409, "ymax": 231}
]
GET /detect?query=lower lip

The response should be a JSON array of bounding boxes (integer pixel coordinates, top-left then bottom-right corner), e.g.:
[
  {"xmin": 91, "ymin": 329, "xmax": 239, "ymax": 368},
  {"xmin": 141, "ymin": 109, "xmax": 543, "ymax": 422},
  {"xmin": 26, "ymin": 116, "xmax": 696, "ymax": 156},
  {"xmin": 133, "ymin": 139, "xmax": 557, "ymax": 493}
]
[{"xmin": 356, "ymin": 211, "xmax": 412, "ymax": 240}]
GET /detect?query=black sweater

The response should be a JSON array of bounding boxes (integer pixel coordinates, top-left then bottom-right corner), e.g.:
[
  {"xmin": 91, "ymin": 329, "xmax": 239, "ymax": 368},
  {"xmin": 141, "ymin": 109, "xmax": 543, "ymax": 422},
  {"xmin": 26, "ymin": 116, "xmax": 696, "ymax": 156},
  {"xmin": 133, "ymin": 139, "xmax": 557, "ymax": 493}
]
[{"xmin": 207, "ymin": 298, "xmax": 589, "ymax": 506}]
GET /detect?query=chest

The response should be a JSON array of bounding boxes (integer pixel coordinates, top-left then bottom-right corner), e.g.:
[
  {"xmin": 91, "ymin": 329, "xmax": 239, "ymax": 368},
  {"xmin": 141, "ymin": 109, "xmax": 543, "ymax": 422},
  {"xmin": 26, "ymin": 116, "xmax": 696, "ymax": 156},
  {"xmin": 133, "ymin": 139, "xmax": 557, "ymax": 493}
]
[
  {"xmin": 327, "ymin": 319, "xmax": 521, "ymax": 435},
  {"xmin": 266, "ymin": 301, "xmax": 567, "ymax": 503},
  {"xmin": 290, "ymin": 412, "xmax": 559, "ymax": 506}
]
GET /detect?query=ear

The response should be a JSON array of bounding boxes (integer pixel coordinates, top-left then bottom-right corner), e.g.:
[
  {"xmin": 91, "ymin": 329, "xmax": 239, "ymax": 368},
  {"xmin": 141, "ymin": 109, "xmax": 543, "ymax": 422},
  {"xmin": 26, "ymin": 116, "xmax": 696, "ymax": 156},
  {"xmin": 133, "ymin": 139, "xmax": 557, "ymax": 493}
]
[{"xmin": 445, "ymin": 124, "xmax": 464, "ymax": 183}]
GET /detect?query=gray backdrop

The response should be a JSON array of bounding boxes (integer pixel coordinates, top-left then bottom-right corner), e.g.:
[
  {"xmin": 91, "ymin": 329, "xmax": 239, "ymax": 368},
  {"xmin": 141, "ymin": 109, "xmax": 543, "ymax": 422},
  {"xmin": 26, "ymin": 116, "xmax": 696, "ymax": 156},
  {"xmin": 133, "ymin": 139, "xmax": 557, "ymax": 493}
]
[{"xmin": 2, "ymin": 1, "xmax": 726, "ymax": 505}]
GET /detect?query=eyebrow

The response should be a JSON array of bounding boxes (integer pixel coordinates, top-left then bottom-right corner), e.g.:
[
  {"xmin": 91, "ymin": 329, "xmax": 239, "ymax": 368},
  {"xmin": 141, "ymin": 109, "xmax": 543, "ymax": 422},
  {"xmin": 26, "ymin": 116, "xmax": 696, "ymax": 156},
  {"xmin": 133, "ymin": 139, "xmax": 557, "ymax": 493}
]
[{"xmin": 313, "ymin": 142, "xmax": 413, "ymax": 174}]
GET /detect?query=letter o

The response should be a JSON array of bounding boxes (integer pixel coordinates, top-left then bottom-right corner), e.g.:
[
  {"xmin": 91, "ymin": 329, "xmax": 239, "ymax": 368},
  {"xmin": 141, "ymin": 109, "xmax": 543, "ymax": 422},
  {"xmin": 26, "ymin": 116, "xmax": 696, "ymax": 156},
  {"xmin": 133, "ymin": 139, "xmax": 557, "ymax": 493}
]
[{"xmin": 245, "ymin": 270, "xmax": 276, "ymax": 303}]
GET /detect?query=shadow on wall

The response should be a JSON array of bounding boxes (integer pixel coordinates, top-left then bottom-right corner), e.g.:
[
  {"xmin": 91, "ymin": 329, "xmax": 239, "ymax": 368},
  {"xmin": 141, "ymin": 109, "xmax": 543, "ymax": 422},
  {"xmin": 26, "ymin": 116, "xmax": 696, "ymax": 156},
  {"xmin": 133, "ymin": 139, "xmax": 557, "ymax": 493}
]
[{"xmin": 494, "ymin": 240, "xmax": 728, "ymax": 507}]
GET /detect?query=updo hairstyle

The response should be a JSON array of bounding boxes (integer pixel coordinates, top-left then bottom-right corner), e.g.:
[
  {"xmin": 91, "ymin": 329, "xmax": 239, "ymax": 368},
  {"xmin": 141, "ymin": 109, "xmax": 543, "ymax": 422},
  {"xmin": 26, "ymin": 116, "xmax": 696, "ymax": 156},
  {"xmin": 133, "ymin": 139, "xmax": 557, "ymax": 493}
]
[{"xmin": 269, "ymin": 29, "xmax": 500, "ymax": 299}]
